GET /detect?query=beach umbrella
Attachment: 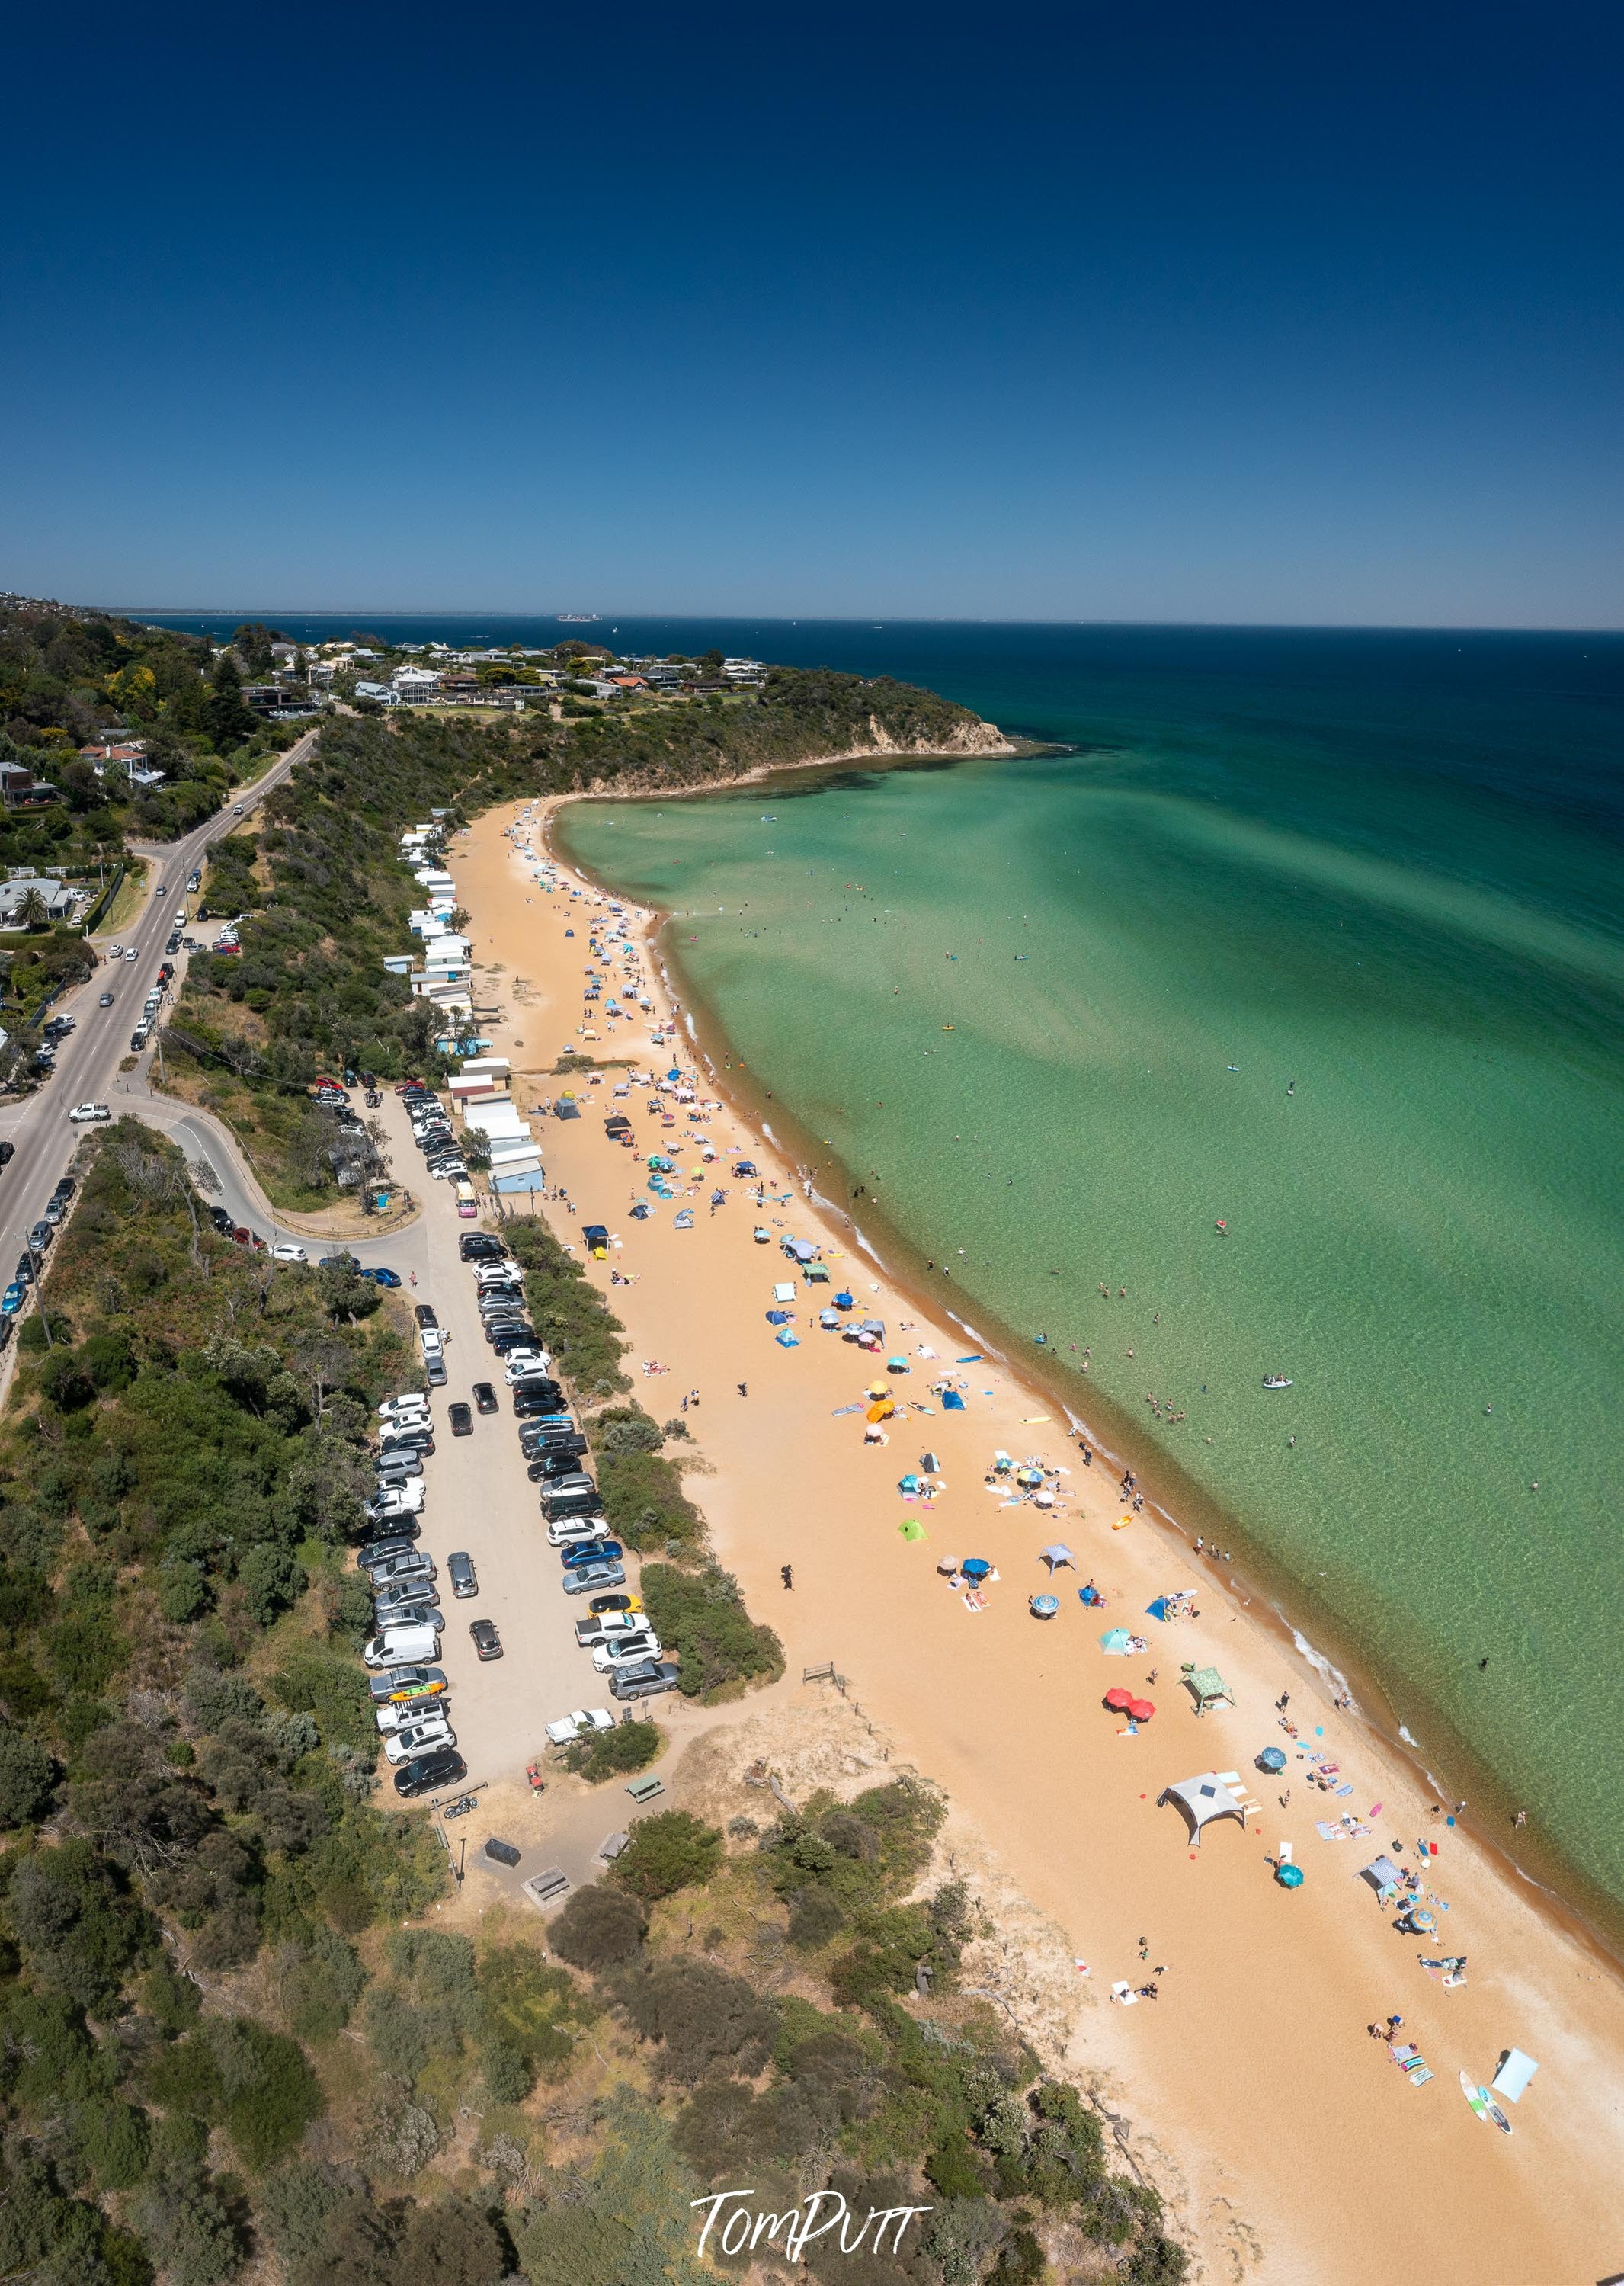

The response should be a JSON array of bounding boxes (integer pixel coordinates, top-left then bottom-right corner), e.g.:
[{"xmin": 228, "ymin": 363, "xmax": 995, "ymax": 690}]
[
  {"xmin": 937, "ymin": 1557, "xmax": 962, "ymax": 1576},
  {"xmin": 962, "ymin": 1557, "xmax": 992, "ymax": 1579},
  {"xmin": 1104, "ymin": 1687, "xmax": 1134, "ymax": 1710},
  {"xmin": 1129, "ymin": 1699, "xmax": 1156, "ymax": 1722},
  {"xmin": 1099, "ymin": 1627, "xmax": 1133, "ymax": 1653},
  {"xmin": 866, "ymin": 1399, "xmax": 894, "ymax": 1422},
  {"xmin": 1146, "ymin": 1598, "xmax": 1170, "ymax": 1622},
  {"xmin": 1276, "ymin": 1863, "xmax": 1305, "ymax": 1890},
  {"xmin": 1041, "ymin": 1544, "xmax": 1077, "ymax": 1573},
  {"xmin": 887, "ymin": 1355, "xmax": 909, "ymax": 1372},
  {"xmin": 1257, "ymin": 1746, "xmax": 1288, "ymax": 1775},
  {"xmin": 868, "ymin": 1381, "xmax": 889, "ymax": 1398},
  {"xmin": 898, "ymin": 1473, "xmax": 921, "ymax": 1495},
  {"xmin": 1030, "ymin": 1595, "xmax": 1059, "ymax": 1618}
]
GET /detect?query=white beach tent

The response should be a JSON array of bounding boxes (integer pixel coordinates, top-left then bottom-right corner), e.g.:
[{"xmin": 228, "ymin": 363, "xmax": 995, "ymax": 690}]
[
  {"xmin": 1158, "ymin": 1774, "xmax": 1248, "ymax": 1847},
  {"xmin": 1489, "ymin": 2050, "xmax": 1539, "ymax": 2105}
]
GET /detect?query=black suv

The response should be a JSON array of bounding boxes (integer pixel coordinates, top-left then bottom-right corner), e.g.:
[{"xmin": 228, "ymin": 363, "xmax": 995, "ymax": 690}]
[
  {"xmin": 459, "ymin": 1233, "xmax": 506, "ymax": 1263},
  {"xmin": 394, "ymin": 1746, "xmax": 466, "ymax": 1798}
]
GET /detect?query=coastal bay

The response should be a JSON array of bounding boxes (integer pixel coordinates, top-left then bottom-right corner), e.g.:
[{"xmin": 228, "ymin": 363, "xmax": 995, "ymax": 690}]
[
  {"xmin": 555, "ymin": 624, "xmax": 1624, "ymax": 1937},
  {"xmin": 447, "ymin": 791, "xmax": 1624, "ymax": 2285}
]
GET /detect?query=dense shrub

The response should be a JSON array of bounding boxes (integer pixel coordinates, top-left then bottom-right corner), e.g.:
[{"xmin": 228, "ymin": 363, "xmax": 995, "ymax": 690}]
[
  {"xmin": 608, "ymin": 1810, "xmax": 722, "ymax": 1902},
  {"xmin": 637, "ymin": 1562, "xmax": 782, "ymax": 1697},
  {"xmin": 0, "ymin": 1727, "xmax": 57, "ymax": 1826},
  {"xmin": 615, "ymin": 1957, "xmax": 777, "ymax": 2082},
  {"xmin": 550, "ymin": 1883, "xmax": 649, "ymax": 1973},
  {"xmin": 562, "ymin": 1718, "xmax": 661, "ymax": 1781}
]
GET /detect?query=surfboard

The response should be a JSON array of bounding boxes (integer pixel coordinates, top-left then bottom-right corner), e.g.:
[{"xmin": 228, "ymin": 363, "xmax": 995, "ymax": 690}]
[
  {"xmin": 1484, "ymin": 2097, "xmax": 1513, "ymax": 2135},
  {"xmin": 1459, "ymin": 2070, "xmax": 1490, "ymax": 2121}
]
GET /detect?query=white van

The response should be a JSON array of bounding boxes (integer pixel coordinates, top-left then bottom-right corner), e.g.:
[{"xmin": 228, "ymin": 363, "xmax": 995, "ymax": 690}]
[{"xmin": 362, "ymin": 1622, "xmax": 440, "ymax": 1669}]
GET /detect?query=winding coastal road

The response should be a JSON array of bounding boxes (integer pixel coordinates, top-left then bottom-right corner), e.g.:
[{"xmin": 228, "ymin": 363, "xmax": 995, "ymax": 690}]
[{"xmin": 0, "ymin": 733, "xmax": 316, "ymax": 1279}]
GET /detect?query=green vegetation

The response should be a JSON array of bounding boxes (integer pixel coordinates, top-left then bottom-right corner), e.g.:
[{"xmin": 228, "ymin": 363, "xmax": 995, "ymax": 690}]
[
  {"xmin": 608, "ymin": 1810, "xmax": 723, "ymax": 1901},
  {"xmin": 561, "ymin": 1717, "xmax": 661, "ymax": 1781},
  {"xmin": 0, "ymin": 597, "xmax": 300, "ymax": 842}
]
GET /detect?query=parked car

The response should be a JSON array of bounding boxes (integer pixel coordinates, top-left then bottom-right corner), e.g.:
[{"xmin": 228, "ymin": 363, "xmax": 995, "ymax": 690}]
[
  {"xmin": 447, "ymin": 1401, "xmax": 472, "ymax": 1437},
  {"xmin": 363, "ymin": 1624, "xmax": 441, "ymax": 1669},
  {"xmin": 374, "ymin": 1579, "xmax": 442, "ymax": 1621},
  {"xmin": 530, "ymin": 1448, "xmax": 591, "ymax": 1481},
  {"xmin": 367, "ymin": 1663, "xmax": 445, "ymax": 1704},
  {"xmin": 559, "ymin": 1537, "xmax": 622, "ymax": 1569},
  {"xmin": 376, "ymin": 1694, "xmax": 452, "ymax": 1733},
  {"xmin": 366, "ymin": 1266, "xmax": 402, "ymax": 1288},
  {"xmin": 543, "ymin": 1707, "xmax": 615, "ymax": 1747},
  {"xmin": 469, "ymin": 1618, "xmax": 503, "ymax": 1659},
  {"xmin": 373, "ymin": 1454, "xmax": 423, "ymax": 1482},
  {"xmin": 378, "ymin": 1422, "xmax": 434, "ymax": 1451},
  {"xmin": 459, "ymin": 1233, "xmax": 506, "ymax": 1262},
  {"xmin": 561, "ymin": 1559, "xmax": 627, "ymax": 1596},
  {"xmin": 447, "ymin": 1550, "xmax": 478, "ymax": 1599},
  {"xmin": 394, "ymin": 1746, "xmax": 466, "ymax": 1798},
  {"xmin": 472, "ymin": 1382, "xmax": 498, "ymax": 1413},
  {"xmin": 591, "ymin": 1630, "xmax": 663, "ymax": 1672},
  {"xmin": 377, "ymin": 1395, "xmax": 431, "ymax": 1424},
  {"xmin": 270, "ymin": 1241, "xmax": 307, "ymax": 1264},
  {"xmin": 364, "ymin": 1552, "xmax": 436, "ymax": 1589},
  {"xmin": 609, "ymin": 1660, "xmax": 681, "ymax": 1703},
  {"xmin": 588, "ymin": 1591, "xmax": 642, "ymax": 1615},
  {"xmin": 383, "ymin": 1717, "xmax": 455, "ymax": 1765},
  {"xmin": 357, "ymin": 1531, "xmax": 422, "ymax": 1566},
  {"xmin": 574, "ymin": 1611, "xmax": 646, "ymax": 1647},
  {"xmin": 1, "ymin": 1284, "xmax": 24, "ymax": 1316},
  {"xmin": 68, "ymin": 1103, "xmax": 112, "ymax": 1123},
  {"xmin": 425, "ymin": 1353, "xmax": 447, "ymax": 1387}
]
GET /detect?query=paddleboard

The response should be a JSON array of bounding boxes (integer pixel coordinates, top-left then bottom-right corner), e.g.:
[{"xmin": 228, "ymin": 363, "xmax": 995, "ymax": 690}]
[
  {"xmin": 1484, "ymin": 2097, "xmax": 1513, "ymax": 2135},
  {"xmin": 1459, "ymin": 2071, "xmax": 1490, "ymax": 2121}
]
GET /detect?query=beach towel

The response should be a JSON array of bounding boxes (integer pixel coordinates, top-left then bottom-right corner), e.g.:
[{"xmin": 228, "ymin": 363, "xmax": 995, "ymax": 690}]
[
  {"xmin": 1110, "ymin": 1982, "xmax": 1139, "ymax": 2006},
  {"xmin": 942, "ymin": 1391, "xmax": 966, "ymax": 1410},
  {"xmin": 831, "ymin": 1403, "xmax": 863, "ymax": 1416},
  {"xmin": 956, "ymin": 1354, "xmax": 983, "ymax": 1363},
  {"xmin": 963, "ymin": 1590, "xmax": 987, "ymax": 1612}
]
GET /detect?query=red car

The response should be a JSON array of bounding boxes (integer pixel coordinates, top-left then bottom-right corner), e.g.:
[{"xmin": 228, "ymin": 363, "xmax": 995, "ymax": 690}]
[{"xmin": 394, "ymin": 1077, "xmax": 428, "ymax": 1094}]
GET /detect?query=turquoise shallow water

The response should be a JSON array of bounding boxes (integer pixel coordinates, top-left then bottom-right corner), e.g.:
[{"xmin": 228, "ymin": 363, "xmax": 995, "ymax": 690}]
[{"xmin": 556, "ymin": 626, "xmax": 1624, "ymax": 1926}]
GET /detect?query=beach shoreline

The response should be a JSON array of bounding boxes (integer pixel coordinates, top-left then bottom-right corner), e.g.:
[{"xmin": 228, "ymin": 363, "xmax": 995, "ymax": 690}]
[
  {"xmin": 552, "ymin": 787, "xmax": 1624, "ymax": 1979},
  {"xmin": 450, "ymin": 793, "xmax": 1624, "ymax": 2284}
]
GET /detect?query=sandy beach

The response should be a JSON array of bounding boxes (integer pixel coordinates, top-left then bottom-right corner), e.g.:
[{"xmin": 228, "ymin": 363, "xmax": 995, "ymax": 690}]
[{"xmin": 447, "ymin": 797, "xmax": 1624, "ymax": 2285}]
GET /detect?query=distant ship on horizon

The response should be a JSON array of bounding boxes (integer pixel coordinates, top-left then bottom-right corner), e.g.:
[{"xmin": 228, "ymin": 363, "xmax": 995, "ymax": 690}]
[{"xmin": 557, "ymin": 612, "xmax": 601, "ymax": 623}]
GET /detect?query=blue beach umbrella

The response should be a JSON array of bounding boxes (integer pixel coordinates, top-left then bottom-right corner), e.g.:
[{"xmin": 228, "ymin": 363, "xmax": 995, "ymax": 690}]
[
  {"xmin": 962, "ymin": 1557, "xmax": 992, "ymax": 1580},
  {"xmin": 1276, "ymin": 1863, "xmax": 1305, "ymax": 1890},
  {"xmin": 1257, "ymin": 1747, "xmax": 1288, "ymax": 1775},
  {"xmin": 1030, "ymin": 1594, "xmax": 1059, "ymax": 1618},
  {"xmin": 1099, "ymin": 1627, "xmax": 1133, "ymax": 1653}
]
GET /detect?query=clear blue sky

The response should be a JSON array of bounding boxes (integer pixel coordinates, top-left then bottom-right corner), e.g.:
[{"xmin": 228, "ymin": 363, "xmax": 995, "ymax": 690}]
[{"xmin": 5, "ymin": 1, "xmax": 1619, "ymax": 625}]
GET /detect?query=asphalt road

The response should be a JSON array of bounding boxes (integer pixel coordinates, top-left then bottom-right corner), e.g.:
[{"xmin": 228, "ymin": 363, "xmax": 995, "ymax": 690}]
[{"xmin": 0, "ymin": 733, "xmax": 318, "ymax": 1271}]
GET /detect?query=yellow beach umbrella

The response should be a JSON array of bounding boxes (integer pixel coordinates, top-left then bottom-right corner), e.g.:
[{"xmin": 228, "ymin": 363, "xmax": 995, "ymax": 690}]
[
  {"xmin": 866, "ymin": 1399, "xmax": 895, "ymax": 1422},
  {"xmin": 867, "ymin": 1380, "xmax": 889, "ymax": 1399}
]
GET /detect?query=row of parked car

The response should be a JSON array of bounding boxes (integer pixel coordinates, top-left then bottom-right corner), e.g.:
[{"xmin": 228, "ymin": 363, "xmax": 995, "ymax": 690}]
[
  {"xmin": 0, "ymin": 1175, "xmax": 75, "ymax": 1331},
  {"xmin": 402, "ymin": 1082, "xmax": 469, "ymax": 1185},
  {"xmin": 456, "ymin": 1228, "xmax": 680, "ymax": 1706},
  {"xmin": 355, "ymin": 1375, "xmax": 502, "ymax": 1797}
]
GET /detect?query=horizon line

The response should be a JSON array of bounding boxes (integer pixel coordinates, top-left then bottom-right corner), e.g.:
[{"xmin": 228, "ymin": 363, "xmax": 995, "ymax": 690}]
[{"xmin": 88, "ymin": 607, "xmax": 1624, "ymax": 636}]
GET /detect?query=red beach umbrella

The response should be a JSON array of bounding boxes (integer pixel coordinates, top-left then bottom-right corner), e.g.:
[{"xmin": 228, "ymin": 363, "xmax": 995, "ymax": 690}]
[
  {"xmin": 1129, "ymin": 1699, "xmax": 1156, "ymax": 1722},
  {"xmin": 1103, "ymin": 1687, "xmax": 1134, "ymax": 1710}
]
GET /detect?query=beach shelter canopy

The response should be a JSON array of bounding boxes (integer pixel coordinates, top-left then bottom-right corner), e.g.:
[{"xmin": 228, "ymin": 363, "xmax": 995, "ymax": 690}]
[
  {"xmin": 1099, "ymin": 1627, "xmax": 1134, "ymax": 1654},
  {"xmin": 942, "ymin": 1390, "xmax": 966, "ymax": 1410},
  {"xmin": 1183, "ymin": 1665, "xmax": 1235, "ymax": 1714},
  {"xmin": 898, "ymin": 1518, "xmax": 927, "ymax": 1542},
  {"xmin": 1489, "ymin": 2050, "xmax": 1539, "ymax": 2104},
  {"xmin": 1041, "ymin": 1544, "xmax": 1077, "ymax": 1573},
  {"xmin": 1146, "ymin": 1597, "xmax": 1170, "ymax": 1621},
  {"xmin": 1158, "ymin": 1774, "xmax": 1248, "ymax": 1846},
  {"xmin": 1358, "ymin": 1855, "xmax": 1405, "ymax": 1896}
]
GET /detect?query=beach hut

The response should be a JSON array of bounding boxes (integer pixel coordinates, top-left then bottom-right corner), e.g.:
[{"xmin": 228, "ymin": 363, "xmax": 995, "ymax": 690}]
[
  {"xmin": 1158, "ymin": 1774, "xmax": 1249, "ymax": 1847},
  {"xmin": 1181, "ymin": 1665, "xmax": 1235, "ymax": 1717},
  {"xmin": 1040, "ymin": 1544, "xmax": 1076, "ymax": 1575}
]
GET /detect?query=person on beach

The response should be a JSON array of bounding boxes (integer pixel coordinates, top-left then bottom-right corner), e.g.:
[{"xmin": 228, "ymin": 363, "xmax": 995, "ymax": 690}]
[{"xmin": 781, "ymin": 1564, "xmax": 793, "ymax": 1590}]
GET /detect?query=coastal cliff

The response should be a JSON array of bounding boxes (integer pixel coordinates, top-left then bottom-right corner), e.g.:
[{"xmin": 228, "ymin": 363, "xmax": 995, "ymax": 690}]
[{"xmin": 527, "ymin": 664, "xmax": 1013, "ymax": 794}]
